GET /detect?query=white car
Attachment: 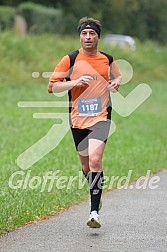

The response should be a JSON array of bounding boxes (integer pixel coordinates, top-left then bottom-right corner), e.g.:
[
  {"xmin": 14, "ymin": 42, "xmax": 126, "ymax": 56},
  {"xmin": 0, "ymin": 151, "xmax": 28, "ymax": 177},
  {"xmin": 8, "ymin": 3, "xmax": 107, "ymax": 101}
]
[{"xmin": 103, "ymin": 34, "xmax": 136, "ymax": 51}]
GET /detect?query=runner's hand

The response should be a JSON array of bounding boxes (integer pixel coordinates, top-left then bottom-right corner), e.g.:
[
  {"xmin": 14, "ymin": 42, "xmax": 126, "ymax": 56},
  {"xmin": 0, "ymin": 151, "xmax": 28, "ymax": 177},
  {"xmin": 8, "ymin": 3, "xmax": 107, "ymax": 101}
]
[
  {"xmin": 107, "ymin": 79, "xmax": 120, "ymax": 92},
  {"xmin": 74, "ymin": 75, "xmax": 93, "ymax": 87}
]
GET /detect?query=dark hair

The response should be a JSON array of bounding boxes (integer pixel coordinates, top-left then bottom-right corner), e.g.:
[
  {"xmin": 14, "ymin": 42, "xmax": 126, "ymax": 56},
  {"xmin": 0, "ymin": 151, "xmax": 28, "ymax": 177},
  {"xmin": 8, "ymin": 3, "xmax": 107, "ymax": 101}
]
[{"xmin": 77, "ymin": 17, "xmax": 101, "ymax": 34}]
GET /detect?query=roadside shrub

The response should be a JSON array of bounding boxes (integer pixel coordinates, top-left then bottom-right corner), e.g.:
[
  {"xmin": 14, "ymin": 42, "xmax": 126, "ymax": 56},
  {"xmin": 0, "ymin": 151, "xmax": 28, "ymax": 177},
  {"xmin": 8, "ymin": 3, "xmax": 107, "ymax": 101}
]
[
  {"xmin": 18, "ymin": 2, "xmax": 64, "ymax": 34},
  {"xmin": 0, "ymin": 6, "xmax": 15, "ymax": 30}
]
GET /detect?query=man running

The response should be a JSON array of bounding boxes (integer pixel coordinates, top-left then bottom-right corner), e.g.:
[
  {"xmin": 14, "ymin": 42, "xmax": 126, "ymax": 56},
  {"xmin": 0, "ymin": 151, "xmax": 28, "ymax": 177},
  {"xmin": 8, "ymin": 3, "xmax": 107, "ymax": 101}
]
[{"xmin": 48, "ymin": 17, "xmax": 121, "ymax": 228}]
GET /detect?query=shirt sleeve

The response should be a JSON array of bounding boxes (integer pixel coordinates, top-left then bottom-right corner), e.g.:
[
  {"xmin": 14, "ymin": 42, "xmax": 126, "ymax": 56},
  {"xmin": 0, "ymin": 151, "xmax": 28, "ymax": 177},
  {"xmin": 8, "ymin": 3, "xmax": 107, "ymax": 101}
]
[
  {"xmin": 49, "ymin": 55, "xmax": 70, "ymax": 82},
  {"xmin": 110, "ymin": 59, "xmax": 121, "ymax": 79}
]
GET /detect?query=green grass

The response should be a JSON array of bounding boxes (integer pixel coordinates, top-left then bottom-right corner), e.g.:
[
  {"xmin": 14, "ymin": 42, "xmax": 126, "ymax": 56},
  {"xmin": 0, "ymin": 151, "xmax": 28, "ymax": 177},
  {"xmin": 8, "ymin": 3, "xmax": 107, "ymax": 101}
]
[{"xmin": 0, "ymin": 31, "xmax": 167, "ymax": 235}]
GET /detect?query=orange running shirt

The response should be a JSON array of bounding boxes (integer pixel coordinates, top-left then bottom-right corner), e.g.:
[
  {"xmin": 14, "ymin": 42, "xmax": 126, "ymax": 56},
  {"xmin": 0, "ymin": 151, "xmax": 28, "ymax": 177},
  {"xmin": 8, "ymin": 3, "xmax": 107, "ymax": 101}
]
[{"xmin": 49, "ymin": 49, "xmax": 120, "ymax": 129}]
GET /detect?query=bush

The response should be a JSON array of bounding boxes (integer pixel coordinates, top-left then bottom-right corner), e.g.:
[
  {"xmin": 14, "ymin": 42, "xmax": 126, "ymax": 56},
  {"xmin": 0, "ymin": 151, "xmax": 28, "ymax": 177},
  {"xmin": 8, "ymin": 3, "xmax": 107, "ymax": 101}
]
[
  {"xmin": 0, "ymin": 6, "xmax": 15, "ymax": 30},
  {"xmin": 18, "ymin": 2, "xmax": 64, "ymax": 34}
]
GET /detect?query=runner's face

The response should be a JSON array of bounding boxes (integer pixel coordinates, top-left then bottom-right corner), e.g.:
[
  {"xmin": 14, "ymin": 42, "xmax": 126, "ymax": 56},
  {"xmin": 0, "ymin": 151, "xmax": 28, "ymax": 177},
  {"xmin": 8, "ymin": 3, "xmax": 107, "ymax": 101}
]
[{"xmin": 80, "ymin": 29, "xmax": 99, "ymax": 50}]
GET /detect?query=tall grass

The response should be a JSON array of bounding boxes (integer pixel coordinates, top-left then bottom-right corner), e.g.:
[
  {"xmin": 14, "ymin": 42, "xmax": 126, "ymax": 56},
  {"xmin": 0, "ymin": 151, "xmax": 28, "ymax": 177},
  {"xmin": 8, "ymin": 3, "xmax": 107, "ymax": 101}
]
[
  {"xmin": 0, "ymin": 31, "xmax": 166, "ymax": 85},
  {"xmin": 0, "ymin": 31, "xmax": 166, "ymax": 235}
]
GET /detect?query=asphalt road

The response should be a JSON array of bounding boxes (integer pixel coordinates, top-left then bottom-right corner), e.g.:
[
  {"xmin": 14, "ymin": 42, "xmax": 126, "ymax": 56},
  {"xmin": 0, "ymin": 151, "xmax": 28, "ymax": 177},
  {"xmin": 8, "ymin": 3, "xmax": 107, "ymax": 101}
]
[{"xmin": 0, "ymin": 170, "xmax": 167, "ymax": 252}]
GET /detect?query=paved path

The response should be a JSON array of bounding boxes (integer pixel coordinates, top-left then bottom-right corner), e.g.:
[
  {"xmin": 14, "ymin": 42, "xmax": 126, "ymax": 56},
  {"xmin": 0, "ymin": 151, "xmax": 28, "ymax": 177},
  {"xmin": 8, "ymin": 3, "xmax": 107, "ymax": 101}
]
[{"xmin": 0, "ymin": 170, "xmax": 167, "ymax": 252}]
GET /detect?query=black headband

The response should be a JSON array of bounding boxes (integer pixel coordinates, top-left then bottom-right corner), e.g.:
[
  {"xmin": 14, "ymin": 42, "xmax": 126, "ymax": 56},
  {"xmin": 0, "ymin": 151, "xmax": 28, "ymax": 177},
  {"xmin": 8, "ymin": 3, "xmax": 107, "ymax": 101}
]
[{"xmin": 79, "ymin": 23, "xmax": 100, "ymax": 38}]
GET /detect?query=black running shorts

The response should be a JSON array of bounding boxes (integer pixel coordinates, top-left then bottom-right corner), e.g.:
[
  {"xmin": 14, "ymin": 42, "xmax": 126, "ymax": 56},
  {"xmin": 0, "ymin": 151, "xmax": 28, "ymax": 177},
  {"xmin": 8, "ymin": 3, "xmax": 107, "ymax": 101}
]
[{"xmin": 70, "ymin": 120, "xmax": 111, "ymax": 152}]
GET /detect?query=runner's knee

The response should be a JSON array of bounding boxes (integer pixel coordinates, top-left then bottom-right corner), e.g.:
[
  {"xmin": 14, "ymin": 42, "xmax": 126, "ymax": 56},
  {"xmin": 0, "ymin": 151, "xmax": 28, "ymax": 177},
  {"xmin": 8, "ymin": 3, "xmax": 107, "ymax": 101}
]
[{"xmin": 89, "ymin": 154, "xmax": 102, "ymax": 171}]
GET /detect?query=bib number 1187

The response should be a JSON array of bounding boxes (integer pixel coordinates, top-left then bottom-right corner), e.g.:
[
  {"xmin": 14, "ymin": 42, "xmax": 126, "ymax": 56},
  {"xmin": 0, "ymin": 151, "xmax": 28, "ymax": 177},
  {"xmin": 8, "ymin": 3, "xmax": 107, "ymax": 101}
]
[
  {"xmin": 82, "ymin": 103, "xmax": 98, "ymax": 112},
  {"xmin": 78, "ymin": 97, "xmax": 102, "ymax": 116}
]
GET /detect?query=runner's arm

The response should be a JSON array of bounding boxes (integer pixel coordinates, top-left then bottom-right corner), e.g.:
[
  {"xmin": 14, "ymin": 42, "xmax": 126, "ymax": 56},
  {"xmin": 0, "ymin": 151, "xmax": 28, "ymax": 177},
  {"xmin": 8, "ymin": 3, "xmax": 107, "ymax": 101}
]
[
  {"xmin": 108, "ymin": 60, "xmax": 122, "ymax": 92},
  {"xmin": 48, "ymin": 55, "xmax": 93, "ymax": 93},
  {"xmin": 48, "ymin": 75, "xmax": 93, "ymax": 93}
]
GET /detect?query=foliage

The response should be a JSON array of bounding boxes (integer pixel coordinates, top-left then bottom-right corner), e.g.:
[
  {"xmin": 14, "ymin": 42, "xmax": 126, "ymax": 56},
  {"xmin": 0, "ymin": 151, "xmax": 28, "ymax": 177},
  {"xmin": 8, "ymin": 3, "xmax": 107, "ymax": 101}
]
[
  {"xmin": 18, "ymin": 2, "xmax": 64, "ymax": 34},
  {"xmin": 0, "ymin": 0, "xmax": 167, "ymax": 43},
  {"xmin": 0, "ymin": 6, "xmax": 15, "ymax": 30}
]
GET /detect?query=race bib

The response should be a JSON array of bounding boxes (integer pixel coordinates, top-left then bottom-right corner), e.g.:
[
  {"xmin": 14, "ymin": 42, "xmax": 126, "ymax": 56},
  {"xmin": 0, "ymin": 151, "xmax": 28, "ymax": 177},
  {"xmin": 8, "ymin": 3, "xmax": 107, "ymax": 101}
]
[{"xmin": 78, "ymin": 97, "xmax": 102, "ymax": 116}]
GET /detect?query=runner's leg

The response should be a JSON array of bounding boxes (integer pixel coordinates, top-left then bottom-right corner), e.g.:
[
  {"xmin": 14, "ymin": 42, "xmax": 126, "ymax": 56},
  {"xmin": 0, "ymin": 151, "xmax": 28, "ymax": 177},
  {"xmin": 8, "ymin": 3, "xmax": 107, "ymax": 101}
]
[{"xmin": 88, "ymin": 139, "xmax": 105, "ymax": 213}]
